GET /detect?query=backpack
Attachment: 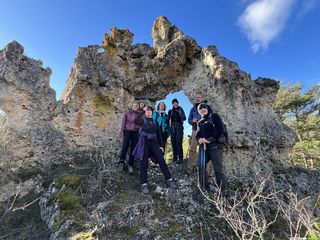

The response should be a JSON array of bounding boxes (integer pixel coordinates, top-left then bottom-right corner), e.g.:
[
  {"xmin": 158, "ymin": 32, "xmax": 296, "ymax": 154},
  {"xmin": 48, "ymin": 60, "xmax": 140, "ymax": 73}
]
[{"xmin": 208, "ymin": 113, "xmax": 229, "ymax": 145}]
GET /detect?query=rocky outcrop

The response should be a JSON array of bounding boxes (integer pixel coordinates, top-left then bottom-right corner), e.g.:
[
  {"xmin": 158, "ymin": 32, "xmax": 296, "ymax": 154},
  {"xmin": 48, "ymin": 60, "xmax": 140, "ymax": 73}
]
[
  {"xmin": 1, "ymin": 16, "xmax": 317, "ymax": 240},
  {"xmin": 0, "ymin": 16, "xmax": 295, "ymax": 177},
  {"xmin": 0, "ymin": 41, "xmax": 70, "ymax": 166}
]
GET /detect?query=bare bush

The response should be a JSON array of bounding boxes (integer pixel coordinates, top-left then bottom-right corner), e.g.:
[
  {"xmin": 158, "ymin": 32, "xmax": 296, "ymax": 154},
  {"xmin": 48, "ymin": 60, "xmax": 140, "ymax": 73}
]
[
  {"xmin": 199, "ymin": 172, "xmax": 320, "ymax": 239},
  {"xmin": 276, "ymin": 190, "xmax": 320, "ymax": 239},
  {"xmin": 0, "ymin": 182, "xmax": 40, "ymax": 223},
  {"xmin": 89, "ymin": 138, "xmax": 117, "ymax": 191},
  {"xmin": 199, "ymin": 173, "xmax": 279, "ymax": 240}
]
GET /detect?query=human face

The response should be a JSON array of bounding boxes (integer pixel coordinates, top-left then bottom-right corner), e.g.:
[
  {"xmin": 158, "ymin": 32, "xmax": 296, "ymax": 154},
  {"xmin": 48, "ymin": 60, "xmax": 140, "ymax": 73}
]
[
  {"xmin": 195, "ymin": 94, "xmax": 204, "ymax": 104},
  {"xmin": 132, "ymin": 103, "xmax": 139, "ymax": 111},
  {"xmin": 159, "ymin": 103, "xmax": 165, "ymax": 111},
  {"xmin": 139, "ymin": 102, "xmax": 145, "ymax": 109},
  {"xmin": 199, "ymin": 108, "xmax": 208, "ymax": 116},
  {"xmin": 173, "ymin": 102, "xmax": 179, "ymax": 108},
  {"xmin": 144, "ymin": 108, "xmax": 153, "ymax": 118}
]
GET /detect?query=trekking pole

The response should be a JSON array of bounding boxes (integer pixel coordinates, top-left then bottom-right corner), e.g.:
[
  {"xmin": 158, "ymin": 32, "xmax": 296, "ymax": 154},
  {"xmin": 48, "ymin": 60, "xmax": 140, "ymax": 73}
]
[
  {"xmin": 186, "ymin": 135, "xmax": 191, "ymax": 160},
  {"xmin": 202, "ymin": 143, "xmax": 206, "ymax": 190},
  {"xmin": 197, "ymin": 143, "xmax": 206, "ymax": 190}
]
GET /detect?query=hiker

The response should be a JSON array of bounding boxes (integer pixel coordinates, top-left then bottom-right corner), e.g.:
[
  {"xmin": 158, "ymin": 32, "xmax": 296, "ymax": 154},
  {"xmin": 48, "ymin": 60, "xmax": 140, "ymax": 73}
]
[
  {"xmin": 138, "ymin": 101, "xmax": 145, "ymax": 112},
  {"xmin": 167, "ymin": 99, "xmax": 186, "ymax": 164},
  {"xmin": 196, "ymin": 103, "xmax": 226, "ymax": 192},
  {"xmin": 118, "ymin": 102, "xmax": 140, "ymax": 174},
  {"xmin": 187, "ymin": 93, "xmax": 213, "ymax": 175},
  {"xmin": 133, "ymin": 106, "xmax": 177, "ymax": 194},
  {"xmin": 153, "ymin": 102, "xmax": 170, "ymax": 151}
]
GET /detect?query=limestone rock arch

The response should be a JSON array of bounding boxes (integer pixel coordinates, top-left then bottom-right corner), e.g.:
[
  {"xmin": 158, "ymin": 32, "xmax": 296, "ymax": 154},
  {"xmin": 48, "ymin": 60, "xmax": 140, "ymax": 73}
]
[{"xmin": 0, "ymin": 16, "xmax": 295, "ymax": 176}]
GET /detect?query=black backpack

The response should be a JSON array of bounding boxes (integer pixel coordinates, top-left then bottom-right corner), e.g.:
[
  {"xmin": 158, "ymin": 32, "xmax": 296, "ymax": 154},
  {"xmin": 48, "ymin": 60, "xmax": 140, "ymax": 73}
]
[
  {"xmin": 218, "ymin": 123, "xmax": 229, "ymax": 145},
  {"xmin": 208, "ymin": 113, "xmax": 229, "ymax": 145}
]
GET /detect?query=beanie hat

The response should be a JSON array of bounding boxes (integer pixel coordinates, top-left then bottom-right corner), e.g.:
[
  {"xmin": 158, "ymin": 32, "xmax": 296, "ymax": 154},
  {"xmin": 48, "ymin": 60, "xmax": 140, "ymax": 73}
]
[
  {"xmin": 172, "ymin": 98, "xmax": 179, "ymax": 104},
  {"xmin": 197, "ymin": 103, "xmax": 208, "ymax": 112}
]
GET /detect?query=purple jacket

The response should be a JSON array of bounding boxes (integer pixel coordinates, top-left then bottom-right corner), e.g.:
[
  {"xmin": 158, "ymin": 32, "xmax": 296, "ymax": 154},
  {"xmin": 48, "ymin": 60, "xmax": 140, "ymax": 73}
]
[{"xmin": 121, "ymin": 110, "xmax": 140, "ymax": 133}]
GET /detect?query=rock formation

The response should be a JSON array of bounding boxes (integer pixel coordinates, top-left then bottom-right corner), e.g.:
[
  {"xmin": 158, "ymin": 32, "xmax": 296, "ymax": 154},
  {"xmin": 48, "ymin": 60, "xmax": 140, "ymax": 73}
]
[
  {"xmin": 1, "ymin": 16, "xmax": 318, "ymax": 240},
  {"xmin": 0, "ymin": 16, "xmax": 295, "ymax": 176}
]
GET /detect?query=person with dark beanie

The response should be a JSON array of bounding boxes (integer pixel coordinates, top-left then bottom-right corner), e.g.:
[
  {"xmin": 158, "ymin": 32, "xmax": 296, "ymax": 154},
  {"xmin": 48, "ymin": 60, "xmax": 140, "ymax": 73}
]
[
  {"xmin": 168, "ymin": 98, "xmax": 186, "ymax": 164},
  {"xmin": 196, "ymin": 103, "xmax": 227, "ymax": 192},
  {"xmin": 133, "ymin": 106, "xmax": 177, "ymax": 194},
  {"xmin": 119, "ymin": 102, "xmax": 140, "ymax": 174},
  {"xmin": 187, "ymin": 92, "xmax": 213, "ymax": 175}
]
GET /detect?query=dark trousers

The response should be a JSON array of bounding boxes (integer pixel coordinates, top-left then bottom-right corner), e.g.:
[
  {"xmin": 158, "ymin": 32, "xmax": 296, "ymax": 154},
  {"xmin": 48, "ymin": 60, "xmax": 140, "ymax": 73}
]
[
  {"xmin": 120, "ymin": 130, "xmax": 139, "ymax": 166},
  {"xmin": 140, "ymin": 139, "xmax": 172, "ymax": 184},
  {"xmin": 197, "ymin": 144, "xmax": 226, "ymax": 191},
  {"xmin": 170, "ymin": 123, "xmax": 184, "ymax": 162},
  {"xmin": 161, "ymin": 131, "xmax": 169, "ymax": 151}
]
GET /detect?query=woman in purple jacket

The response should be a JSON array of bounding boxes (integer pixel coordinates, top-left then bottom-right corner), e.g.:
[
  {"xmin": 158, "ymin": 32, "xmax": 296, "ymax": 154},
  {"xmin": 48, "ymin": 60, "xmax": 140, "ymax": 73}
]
[{"xmin": 119, "ymin": 102, "xmax": 140, "ymax": 173}]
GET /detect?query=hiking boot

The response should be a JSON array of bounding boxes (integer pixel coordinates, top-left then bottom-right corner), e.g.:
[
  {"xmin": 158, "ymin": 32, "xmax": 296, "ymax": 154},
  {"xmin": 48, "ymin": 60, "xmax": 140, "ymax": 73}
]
[
  {"xmin": 128, "ymin": 165, "xmax": 134, "ymax": 174},
  {"xmin": 141, "ymin": 183, "xmax": 149, "ymax": 194},
  {"xmin": 166, "ymin": 178, "xmax": 177, "ymax": 189}
]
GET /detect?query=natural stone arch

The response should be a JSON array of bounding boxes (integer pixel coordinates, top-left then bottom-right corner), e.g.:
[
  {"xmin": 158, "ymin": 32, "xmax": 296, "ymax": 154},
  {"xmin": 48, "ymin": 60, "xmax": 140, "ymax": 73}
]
[
  {"xmin": 0, "ymin": 16, "xmax": 295, "ymax": 177},
  {"xmin": 57, "ymin": 16, "xmax": 295, "ymax": 177}
]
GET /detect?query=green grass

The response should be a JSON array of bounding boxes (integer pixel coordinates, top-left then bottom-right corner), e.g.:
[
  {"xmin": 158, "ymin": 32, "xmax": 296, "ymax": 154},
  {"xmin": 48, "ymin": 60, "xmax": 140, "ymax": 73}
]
[{"xmin": 165, "ymin": 136, "xmax": 190, "ymax": 163}]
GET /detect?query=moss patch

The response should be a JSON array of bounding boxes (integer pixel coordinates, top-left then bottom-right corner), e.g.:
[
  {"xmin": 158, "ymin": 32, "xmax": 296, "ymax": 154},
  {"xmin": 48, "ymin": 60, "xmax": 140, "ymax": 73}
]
[
  {"xmin": 165, "ymin": 222, "xmax": 184, "ymax": 238},
  {"xmin": 54, "ymin": 175, "xmax": 84, "ymax": 189},
  {"xmin": 70, "ymin": 229, "xmax": 98, "ymax": 240},
  {"xmin": 92, "ymin": 92, "xmax": 115, "ymax": 128},
  {"xmin": 49, "ymin": 189, "xmax": 81, "ymax": 211},
  {"xmin": 116, "ymin": 225, "xmax": 143, "ymax": 239}
]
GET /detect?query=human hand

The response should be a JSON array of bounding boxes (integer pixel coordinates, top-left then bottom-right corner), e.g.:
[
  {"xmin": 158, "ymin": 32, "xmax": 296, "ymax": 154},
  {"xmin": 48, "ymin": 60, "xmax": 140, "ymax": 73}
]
[{"xmin": 192, "ymin": 118, "xmax": 198, "ymax": 123}]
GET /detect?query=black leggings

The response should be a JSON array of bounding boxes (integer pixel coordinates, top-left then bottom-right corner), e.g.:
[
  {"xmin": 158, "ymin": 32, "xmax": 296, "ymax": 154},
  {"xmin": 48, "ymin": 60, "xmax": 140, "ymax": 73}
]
[
  {"xmin": 119, "ymin": 130, "xmax": 139, "ymax": 166},
  {"xmin": 198, "ymin": 144, "xmax": 226, "ymax": 190},
  {"xmin": 140, "ymin": 139, "xmax": 171, "ymax": 184},
  {"xmin": 170, "ymin": 123, "xmax": 184, "ymax": 161}
]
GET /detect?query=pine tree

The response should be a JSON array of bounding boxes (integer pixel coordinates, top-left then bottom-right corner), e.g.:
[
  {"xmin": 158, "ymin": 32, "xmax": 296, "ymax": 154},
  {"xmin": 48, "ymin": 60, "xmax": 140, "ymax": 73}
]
[{"xmin": 274, "ymin": 83, "xmax": 320, "ymax": 169}]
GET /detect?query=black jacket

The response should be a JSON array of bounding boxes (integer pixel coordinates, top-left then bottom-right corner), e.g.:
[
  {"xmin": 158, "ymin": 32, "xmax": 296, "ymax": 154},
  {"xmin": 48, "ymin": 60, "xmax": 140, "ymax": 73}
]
[
  {"xmin": 168, "ymin": 106, "xmax": 186, "ymax": 125},
  {"xmin": 134, "ymin": 110, "xmax": 164, "ymax": 147},
  {"xmin": 196, "ymin": 113, "xmax": 224, "ymax": 143}
]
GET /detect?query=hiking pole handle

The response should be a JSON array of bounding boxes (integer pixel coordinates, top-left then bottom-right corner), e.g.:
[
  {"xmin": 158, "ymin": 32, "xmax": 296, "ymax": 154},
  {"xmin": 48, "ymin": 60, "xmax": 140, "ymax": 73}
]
[{"xmin": 204, "ymin": 143, "xmax": 207, "ymax": 151}]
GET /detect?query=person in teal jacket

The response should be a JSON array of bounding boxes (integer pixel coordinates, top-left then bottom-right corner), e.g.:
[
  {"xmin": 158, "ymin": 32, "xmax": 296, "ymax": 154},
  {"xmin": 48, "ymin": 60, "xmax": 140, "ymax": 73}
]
[{"xmin": 152, "ymin": 102, "xmax": 170, "ymax": 152}]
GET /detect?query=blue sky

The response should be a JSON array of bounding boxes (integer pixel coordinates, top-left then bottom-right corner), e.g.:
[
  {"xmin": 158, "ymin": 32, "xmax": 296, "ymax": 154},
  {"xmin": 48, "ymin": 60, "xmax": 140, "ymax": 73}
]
[{"xmin": 1, "ymin": 0, "xmax": 319, "ymax": 135}]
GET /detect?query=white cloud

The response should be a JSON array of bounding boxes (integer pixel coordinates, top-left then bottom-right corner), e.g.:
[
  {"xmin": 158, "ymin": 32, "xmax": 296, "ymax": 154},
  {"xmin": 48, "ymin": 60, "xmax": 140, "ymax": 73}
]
[{"xmin": 238, "ymin": 0, "xmax": 295, "ymax": 53}]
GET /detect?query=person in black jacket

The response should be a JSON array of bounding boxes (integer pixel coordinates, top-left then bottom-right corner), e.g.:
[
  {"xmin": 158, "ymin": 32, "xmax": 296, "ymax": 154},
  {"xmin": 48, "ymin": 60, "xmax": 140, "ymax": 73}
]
[
  {"xmin": 133, "ymin": 106, "xmax": 177, "ymax": 194},
  {"xmin": 168, "ymin": 99, "xmax": 186, "ymax": 164},
  {"xmin": 196, "ymin": 103, "xmax": 226, "ymax": 192},
  {"xmin": 187, "ymin": 93, "xmax": 213, "ymax": 175}
]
